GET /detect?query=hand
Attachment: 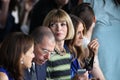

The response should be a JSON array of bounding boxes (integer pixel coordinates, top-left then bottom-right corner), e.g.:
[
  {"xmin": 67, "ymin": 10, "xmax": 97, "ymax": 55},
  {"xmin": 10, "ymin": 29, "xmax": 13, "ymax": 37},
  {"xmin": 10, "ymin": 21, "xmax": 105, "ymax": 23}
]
[
  {"xmin": 73, "ymin": 71, "xmax": 89, "ymax": 80},
  {"xmin": 88, "ymin": 39, "xmax": 99, "ymax": 55}
]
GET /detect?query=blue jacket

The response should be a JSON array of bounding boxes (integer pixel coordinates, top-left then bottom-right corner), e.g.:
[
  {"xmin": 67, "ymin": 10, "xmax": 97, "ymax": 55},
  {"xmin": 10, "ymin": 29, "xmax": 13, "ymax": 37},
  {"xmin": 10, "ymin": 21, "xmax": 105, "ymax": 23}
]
[{"xmin": 71, "ymin": 58, "xmax": 93, "ymax": 79}]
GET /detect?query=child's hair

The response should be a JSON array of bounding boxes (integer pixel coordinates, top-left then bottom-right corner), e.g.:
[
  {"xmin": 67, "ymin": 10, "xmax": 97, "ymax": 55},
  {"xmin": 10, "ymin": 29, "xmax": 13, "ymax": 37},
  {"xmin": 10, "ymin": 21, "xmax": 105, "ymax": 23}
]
[{"xmin": 72, "ymin": 3, "xmax": 95, "ymax": 31}]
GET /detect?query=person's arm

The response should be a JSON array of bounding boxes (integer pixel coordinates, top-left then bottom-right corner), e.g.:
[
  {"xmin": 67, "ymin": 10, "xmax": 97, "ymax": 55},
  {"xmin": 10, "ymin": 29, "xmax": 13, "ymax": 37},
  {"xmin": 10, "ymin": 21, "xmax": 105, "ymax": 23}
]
[
  {"xmin": 88, "ymin": 40, "xmax": 105, "ymax": 80},
  {"xmin": 20, "ymin": 0, "xmax": 37, "ymax": 26},
  {"xmin": 0, "ymin": 0, "xmax": 10, "ymax": 29},
  {"xmin": 88, "ymin": 39, "xmax": 99, "ymax": 56},
  {"xmin": 0, "ymin": 72, "xmax": 8, "ymax": 80},
  {"xmin": 91, "ymin": 58, "xmax": 105, "ymax": 80}
]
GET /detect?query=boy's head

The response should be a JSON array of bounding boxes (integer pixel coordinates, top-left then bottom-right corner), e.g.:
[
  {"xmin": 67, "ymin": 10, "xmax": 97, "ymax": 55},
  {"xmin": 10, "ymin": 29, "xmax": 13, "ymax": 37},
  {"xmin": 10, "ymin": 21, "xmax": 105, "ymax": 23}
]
[{"xmin": 72, "ymin": 3, "xmax": 95, "ymax": 31}]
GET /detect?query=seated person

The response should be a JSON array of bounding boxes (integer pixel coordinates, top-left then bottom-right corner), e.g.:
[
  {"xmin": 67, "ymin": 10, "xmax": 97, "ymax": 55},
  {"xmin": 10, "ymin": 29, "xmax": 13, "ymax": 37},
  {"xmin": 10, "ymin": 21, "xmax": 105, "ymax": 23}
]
[
  {"xmin": 66, "ymin": 14, "xmax": 105, "ymax": 80},
  {"xmin": 0, "ymin": 32, "xmax": 34, "ymax": 80}
]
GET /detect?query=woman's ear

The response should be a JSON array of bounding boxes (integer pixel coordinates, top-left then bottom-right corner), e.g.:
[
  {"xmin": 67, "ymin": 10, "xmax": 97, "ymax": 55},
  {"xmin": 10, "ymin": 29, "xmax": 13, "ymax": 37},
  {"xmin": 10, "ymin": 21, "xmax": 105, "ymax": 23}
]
[{"xmin": 20, "ymin": 54, "xmax": 25, "ymax": 64}]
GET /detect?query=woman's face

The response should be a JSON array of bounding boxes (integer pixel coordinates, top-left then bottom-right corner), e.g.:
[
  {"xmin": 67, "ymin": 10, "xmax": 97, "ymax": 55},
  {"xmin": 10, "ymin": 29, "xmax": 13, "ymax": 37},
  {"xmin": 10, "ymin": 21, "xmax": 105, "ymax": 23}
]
[
  {"xmin": 49, "ymin": 21, "xmax": 68, "ymax": 41},
  {"xmin": 22, "ymin": 44, "xmax": 35, "ymax": 68},
  {"xmin": 74, "ymin": 22, "xmax": 84, "ymax": 46}
]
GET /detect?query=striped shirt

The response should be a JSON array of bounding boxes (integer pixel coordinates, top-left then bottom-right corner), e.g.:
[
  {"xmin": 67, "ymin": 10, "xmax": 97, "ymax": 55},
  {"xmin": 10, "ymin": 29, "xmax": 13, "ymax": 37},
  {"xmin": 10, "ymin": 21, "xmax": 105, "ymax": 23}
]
[{"xmin": 46, "ymin": 51, "xmax": 71, "ymax": 80}]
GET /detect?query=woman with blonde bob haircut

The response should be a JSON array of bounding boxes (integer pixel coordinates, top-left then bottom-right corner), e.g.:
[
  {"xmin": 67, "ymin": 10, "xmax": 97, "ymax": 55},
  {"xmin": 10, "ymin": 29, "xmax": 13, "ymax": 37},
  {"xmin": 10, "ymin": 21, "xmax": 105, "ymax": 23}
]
[
  {"xmin": 43, "ymin": 9, "xmax": 74, "ymax": 40},
  {"xmin": 43, "ymin": 9, "xmax": 74, "ymax": 79}
]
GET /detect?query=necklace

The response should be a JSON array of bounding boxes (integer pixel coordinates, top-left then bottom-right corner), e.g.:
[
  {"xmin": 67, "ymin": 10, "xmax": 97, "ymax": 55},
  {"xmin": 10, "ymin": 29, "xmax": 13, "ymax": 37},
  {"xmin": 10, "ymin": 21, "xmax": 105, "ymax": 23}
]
[{"xmin": 54, "ymin": 48, "xmax": 66, "ymax": 56}]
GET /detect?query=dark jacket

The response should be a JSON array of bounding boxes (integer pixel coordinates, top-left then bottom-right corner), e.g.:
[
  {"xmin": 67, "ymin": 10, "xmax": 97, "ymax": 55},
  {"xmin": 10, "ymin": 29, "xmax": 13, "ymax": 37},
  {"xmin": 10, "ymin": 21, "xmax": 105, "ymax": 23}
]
[
  {"xmin": 29, "ymin": 0, "xmax": 78, "ymax": 33},
  {"xmin": 24, "ymin": 63, "xmax": 47, "ymax": 80}
]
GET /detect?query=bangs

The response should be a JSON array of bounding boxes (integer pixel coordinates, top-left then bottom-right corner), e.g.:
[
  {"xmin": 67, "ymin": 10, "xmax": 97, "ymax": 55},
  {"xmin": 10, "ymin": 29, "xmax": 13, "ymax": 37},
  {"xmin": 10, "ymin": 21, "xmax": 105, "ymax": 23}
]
[
  {"xmin": 43, "ymin": 9, "xmax": 74, "ymax": 40},
  {"xmin": 49, "ymin": 12, "xmax": 67, "ymax": 23}
]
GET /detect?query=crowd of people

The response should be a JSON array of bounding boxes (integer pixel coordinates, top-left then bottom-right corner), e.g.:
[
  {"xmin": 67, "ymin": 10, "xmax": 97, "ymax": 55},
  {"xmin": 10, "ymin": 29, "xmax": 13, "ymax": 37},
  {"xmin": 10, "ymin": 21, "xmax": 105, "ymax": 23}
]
[{"xmin": 0, "ymin": 0, "xmax": 120, "ymax": 80}]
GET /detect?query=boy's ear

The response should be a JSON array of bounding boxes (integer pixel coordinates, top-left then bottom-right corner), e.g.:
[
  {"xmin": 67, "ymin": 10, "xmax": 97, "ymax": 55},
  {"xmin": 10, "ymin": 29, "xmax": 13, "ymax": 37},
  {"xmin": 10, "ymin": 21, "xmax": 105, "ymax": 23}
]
[
  {"xmin": 78, "ymin": 0, "xmax": 83, "ymax": 5},
  {"xmin": 93, "ymin": 16, "xmax": 96, "ymax": 23}
]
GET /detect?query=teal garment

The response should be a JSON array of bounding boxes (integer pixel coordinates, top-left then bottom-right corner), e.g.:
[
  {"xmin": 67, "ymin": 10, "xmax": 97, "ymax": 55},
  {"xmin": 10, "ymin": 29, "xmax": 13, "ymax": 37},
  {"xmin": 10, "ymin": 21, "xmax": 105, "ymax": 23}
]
[{"xmin": 84, "ymin": 0, "xmax": 120, "ymax": 80}]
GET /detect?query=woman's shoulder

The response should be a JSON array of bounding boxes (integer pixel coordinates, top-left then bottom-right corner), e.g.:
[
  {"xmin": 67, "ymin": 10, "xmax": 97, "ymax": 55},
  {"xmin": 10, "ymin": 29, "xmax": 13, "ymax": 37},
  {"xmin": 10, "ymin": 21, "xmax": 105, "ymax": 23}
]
[
  {"xmin": 0, "ymin": 67, "xmax": 9, "ymax": 80},
  {"xmin": 0, "ymin": 67, "xmax": 7, "ymax": 73}
]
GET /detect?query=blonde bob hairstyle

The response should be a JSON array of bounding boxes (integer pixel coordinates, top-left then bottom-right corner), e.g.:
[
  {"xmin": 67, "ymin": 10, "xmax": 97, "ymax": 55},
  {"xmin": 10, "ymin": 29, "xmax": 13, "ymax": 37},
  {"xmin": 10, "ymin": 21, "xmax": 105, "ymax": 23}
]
[{"xmin": 43, "ymin": 9, "xmax": 74, "ymax": 40}]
